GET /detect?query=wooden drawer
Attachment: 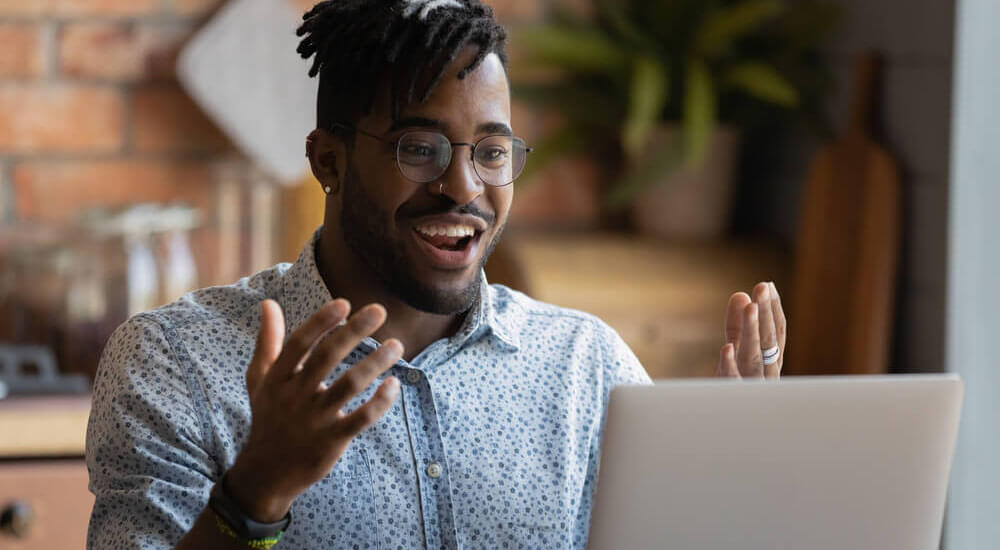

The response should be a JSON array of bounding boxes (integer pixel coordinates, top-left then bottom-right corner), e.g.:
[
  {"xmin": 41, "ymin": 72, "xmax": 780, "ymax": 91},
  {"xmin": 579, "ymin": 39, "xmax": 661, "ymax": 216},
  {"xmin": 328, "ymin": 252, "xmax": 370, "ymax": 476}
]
[{"xmin": 0, "ymin": 460, "xmax": 93, "ymax": 549}]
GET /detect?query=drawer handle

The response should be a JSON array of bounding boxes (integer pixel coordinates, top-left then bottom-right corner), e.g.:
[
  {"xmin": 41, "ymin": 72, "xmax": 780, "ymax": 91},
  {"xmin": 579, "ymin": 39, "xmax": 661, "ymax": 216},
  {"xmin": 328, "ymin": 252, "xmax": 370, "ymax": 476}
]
[{"xmin": 0, "ymin": 501, "xmax": 34, "ymax": 538}]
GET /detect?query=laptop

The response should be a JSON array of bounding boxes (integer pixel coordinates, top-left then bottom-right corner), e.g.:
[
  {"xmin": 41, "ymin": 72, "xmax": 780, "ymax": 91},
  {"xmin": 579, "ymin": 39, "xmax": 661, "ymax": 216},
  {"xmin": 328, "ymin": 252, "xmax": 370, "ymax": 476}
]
[{"xmin": 588, "ymin": 374, "xmax": 963, "ymax": 550}]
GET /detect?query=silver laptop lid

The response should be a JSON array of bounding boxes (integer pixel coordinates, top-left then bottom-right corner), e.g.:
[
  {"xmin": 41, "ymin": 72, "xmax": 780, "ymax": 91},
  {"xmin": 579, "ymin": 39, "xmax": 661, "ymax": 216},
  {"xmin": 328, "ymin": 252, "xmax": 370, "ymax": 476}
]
[{"xmin": 589, "ymin": 375, "xmax": 963, "ymax": 550}]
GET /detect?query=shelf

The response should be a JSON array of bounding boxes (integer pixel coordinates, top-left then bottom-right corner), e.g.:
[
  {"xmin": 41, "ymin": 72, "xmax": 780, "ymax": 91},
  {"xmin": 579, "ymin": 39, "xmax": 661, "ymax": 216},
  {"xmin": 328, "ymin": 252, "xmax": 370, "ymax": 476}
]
[
  {"xmin": 506, "ymin": 232, "xmax": 789, "ymax": 379},
  {"xmin": 0, "ymin": 395, "xmax": 90, "ymax": 458}
]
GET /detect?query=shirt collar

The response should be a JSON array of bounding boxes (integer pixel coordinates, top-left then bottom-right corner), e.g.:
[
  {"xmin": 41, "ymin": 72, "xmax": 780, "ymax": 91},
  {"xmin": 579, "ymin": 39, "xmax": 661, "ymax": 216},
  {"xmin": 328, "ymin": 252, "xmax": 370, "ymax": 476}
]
[{"xmin": 280, "ymin": 227, "xmax": 520, "ymax": 352}]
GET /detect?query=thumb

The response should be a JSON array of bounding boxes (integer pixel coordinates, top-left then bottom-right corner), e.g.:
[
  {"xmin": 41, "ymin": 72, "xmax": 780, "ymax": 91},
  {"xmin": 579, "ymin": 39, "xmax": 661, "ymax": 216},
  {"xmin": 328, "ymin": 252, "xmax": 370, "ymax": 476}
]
[{"xmin": 247, "ymin": 299, "xmax": 285, "ymax": 396}]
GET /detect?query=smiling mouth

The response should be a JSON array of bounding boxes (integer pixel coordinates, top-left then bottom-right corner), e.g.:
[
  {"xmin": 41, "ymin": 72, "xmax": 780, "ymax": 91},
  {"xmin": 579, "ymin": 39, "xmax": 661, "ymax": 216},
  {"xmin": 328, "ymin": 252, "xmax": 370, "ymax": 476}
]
[{"xmin": 413, "ymin": 225, "xmax": 480, "ymax": 251}]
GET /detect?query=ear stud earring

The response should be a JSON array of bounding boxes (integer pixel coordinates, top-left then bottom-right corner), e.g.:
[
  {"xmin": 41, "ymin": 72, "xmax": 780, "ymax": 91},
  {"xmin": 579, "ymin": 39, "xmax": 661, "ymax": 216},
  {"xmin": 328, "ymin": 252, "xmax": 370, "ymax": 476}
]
[{"xmin": 324, "ymin": 186, "xmax": 332, "ymax": 194}]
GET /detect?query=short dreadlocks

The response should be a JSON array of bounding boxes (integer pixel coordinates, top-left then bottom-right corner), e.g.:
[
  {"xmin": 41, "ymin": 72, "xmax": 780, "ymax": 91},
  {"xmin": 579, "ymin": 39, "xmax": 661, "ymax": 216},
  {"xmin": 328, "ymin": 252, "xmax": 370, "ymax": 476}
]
[{"xmin": 296, "ymin": 0, "xmax": 509, "ymax": 133}]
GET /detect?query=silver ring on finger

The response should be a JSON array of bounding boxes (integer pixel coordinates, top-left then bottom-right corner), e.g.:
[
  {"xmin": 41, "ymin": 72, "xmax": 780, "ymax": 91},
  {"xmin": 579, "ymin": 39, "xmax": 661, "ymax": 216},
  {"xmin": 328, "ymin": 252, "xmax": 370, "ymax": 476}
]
[{"xmin": 762, "ymin": 345, "xmax": 780, "ymax": 366}]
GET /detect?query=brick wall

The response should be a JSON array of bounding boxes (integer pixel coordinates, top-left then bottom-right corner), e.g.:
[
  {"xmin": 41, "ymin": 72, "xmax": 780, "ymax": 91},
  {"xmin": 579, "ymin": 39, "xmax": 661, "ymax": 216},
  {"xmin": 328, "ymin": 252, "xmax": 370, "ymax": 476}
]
[
  {"xmin": 0, "ymin": 1, "xmax": 233, "ymax": 225},
  {"xmin": 0, "ymin": 0, "xmax": 574, "ymax": 265}
]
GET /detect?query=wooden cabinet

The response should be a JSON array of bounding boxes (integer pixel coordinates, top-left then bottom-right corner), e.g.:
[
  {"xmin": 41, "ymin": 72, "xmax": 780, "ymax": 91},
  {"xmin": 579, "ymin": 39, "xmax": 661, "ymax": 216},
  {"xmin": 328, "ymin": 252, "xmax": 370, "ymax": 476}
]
[
  {"xmin": 506, "ymin": 233, "xmax": 788, "ymax": 379},
  {"xmin": 0, "ymin": 461, "xmax": 93, "ymax": 549},
  {"xmin": 0, "ymin": 396, "xmax": 92, "ymax": 549}
]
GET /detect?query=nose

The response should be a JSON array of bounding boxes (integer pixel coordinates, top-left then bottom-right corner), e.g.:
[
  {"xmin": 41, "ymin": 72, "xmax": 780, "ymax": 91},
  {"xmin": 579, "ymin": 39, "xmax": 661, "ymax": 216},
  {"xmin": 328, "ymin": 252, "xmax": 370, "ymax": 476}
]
[{"xmin": 435, "ymin": 144, "xmax": 484, "ymax": 205}]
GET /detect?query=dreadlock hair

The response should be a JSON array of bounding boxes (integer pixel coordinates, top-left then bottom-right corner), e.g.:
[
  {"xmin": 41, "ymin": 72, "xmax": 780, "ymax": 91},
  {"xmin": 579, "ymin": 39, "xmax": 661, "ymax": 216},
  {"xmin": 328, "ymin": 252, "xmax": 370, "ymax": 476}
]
[{"xmin": 296, "ymin": 0, "xmax": 509, "ymax": 135}]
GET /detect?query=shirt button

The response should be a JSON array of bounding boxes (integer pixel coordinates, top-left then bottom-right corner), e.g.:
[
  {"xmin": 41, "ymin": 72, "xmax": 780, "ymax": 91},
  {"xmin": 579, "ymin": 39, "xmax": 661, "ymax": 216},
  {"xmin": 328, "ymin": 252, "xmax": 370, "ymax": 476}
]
[
  {"xmin": 406, "ymin": 370, "xmax": 421, "ymax": 384},
  {"xmin": 426, "ymin": 463, "xmax": 442, "ymax": 478}
]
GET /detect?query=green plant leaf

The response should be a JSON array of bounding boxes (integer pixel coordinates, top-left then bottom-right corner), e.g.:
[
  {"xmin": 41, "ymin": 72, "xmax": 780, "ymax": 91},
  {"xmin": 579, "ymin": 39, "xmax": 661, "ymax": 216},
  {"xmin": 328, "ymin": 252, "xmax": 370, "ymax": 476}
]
[
  {"xmin": 695, "ymin": 0, "xmax": 784, "ymax": 57},
  {"xmin": 516, "ymin": 126, "xmax": 590, "ymax": 186},
  {"xmin": 623, "ymin": 56, "xmax": 669, "ymax": 161},
  {"xmin": 772, "ymin": 0, "xmax": 843, "ymax": 51},
  {"xmin": 683, "ymin": 60, "xmax": 716, "ymax": 165},
  {"xmin": 512, "ymin": 81, "xmax": 623, "ymax": 128},
  {"xmin": 606, "ymin": 136, "xmax": 684, "ymax": 209},
  {"xmin": 515, "ymin": 26, "xmax": 628, "ymax": 74},
  {"xmin": 724, "ymin": 61, "xmax": 800, "ymax": 106},
  {"xmin": 592, "ymin": 0, "xmax": 659, "ymax": 50}
]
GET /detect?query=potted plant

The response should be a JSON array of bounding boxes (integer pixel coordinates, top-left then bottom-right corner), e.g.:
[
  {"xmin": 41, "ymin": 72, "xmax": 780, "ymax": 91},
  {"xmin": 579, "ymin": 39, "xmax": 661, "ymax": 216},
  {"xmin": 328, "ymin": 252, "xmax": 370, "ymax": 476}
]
[{"xmin": 513, "ymin": 0, "xmax": 840, "ymax": 239}]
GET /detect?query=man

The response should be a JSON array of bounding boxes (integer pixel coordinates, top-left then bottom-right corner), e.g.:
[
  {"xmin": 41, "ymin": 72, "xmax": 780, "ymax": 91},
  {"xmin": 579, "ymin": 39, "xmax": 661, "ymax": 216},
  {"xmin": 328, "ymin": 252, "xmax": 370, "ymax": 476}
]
[{"xmin": 86, "ymin": 1, "xmax": 786, "ymax": 548}]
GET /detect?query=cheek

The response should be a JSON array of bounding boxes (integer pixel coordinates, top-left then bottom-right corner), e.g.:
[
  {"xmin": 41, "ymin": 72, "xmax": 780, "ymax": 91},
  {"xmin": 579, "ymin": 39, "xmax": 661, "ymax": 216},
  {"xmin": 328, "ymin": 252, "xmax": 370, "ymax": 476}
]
[
  {"xmin": 354, "ymin": 156, "xmax": 412, "ymax": 216},
  {"xmin": 491, "ymin": 186, "xmax": 513, "ymax": 222}
]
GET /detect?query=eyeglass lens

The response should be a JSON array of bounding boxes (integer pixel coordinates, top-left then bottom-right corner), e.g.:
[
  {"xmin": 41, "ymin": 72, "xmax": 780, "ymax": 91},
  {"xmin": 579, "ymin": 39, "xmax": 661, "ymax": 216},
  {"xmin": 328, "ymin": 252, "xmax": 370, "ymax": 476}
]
[{"xmin": 395, "ymin": 131, "xmax": 527, "ymax": 186}]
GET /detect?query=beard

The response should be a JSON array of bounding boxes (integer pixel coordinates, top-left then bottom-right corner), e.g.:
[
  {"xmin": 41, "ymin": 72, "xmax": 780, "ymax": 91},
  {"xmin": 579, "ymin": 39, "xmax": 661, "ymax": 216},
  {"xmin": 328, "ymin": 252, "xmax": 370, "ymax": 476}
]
[{"xmin": 339, "ymin": 164, "xmax": 504, "ymax": 315}]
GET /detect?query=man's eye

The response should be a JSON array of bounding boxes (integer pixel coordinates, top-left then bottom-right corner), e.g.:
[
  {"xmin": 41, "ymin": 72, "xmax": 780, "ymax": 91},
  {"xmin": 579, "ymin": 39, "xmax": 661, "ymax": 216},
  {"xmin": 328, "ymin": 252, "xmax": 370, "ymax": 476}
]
[
  {"xmin": 477, "ymin": 147, "xmax": 508, "ymax": 164},
  {"xmin": 400, "ymin": 143, "xmax": 436, "ymax": 157}
]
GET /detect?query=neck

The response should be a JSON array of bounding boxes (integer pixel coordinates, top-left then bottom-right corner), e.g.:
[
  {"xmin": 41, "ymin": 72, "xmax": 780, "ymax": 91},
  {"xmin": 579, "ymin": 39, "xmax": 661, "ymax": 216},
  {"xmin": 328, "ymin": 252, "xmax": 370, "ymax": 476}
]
[{"xmin": 315, "ymin": 225, "xmax": 466, "ymax": 361}]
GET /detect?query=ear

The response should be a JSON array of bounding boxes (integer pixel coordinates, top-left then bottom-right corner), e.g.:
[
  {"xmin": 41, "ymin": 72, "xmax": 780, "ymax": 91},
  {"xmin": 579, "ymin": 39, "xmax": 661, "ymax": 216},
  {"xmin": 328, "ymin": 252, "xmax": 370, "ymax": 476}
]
[{"xmin": 306, "ymin": 128, "xmax": 347, "ymax": 193}]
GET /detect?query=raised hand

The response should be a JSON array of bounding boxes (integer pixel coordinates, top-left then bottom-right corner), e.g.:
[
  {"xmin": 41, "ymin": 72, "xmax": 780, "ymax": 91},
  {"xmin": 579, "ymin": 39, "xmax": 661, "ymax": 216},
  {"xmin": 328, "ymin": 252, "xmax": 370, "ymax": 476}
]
[
  {"xmin": 226, "ymin": 298, "xmax": 402, "ymax": 522},
  {"xmin": 716, "ymin": 282, "xmax": 786, "ymax": 379}
]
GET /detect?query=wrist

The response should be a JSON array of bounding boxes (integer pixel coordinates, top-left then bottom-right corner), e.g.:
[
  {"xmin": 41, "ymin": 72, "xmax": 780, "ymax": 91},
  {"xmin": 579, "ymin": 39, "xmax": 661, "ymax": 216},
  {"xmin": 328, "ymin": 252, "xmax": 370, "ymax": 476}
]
[{"xmin": 225, "ymin": 460, "xmax": 294, "ymax": 523}]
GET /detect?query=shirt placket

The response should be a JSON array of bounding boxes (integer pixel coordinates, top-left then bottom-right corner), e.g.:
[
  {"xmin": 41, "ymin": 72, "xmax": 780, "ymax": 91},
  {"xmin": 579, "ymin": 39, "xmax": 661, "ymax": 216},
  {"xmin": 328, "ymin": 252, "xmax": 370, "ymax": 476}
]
[{"xmin": 398, "ymin": 347, "xmax": 459, "ymax": 550}]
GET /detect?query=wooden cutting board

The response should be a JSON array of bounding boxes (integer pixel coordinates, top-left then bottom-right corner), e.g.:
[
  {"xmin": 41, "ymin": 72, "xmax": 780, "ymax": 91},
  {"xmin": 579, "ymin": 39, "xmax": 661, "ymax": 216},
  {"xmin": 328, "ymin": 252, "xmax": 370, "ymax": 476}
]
[{"xmin": 785, "ymin": 53, "xmax": 901, "ymax": 375}]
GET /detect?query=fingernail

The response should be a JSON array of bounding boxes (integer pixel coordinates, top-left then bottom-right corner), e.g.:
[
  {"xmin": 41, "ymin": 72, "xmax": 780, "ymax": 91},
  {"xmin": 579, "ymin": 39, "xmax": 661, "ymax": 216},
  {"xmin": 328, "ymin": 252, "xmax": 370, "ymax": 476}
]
[
  {"xmin": 726, "ymin": 344, "xmax": 735, "ymax": 360},
  {"xmin": 381, "ymin": 339, "xmax": 402, "ymax": 357},
  {"xmin": 356, "ymin": 305, "xmax": 382, "ymax": 326},
  {"xmin": 386, "ymin": 376, "xmax": 400, "ymax": 398}
]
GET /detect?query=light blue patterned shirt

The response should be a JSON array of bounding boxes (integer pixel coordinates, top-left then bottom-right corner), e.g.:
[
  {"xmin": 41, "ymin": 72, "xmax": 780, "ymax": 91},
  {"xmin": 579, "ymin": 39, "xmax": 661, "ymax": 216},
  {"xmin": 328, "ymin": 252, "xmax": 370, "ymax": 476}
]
[{"xmin": 86, "ymin": 228, "xmax": 651, "ymax": 549}]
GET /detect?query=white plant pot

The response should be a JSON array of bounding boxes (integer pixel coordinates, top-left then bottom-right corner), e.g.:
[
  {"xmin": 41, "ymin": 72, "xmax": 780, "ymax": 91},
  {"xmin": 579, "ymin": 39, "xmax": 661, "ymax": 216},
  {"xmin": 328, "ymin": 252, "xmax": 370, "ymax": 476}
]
[{"xmin": 631, "ymin": 125, "xmax": 740, "ymax": 240}]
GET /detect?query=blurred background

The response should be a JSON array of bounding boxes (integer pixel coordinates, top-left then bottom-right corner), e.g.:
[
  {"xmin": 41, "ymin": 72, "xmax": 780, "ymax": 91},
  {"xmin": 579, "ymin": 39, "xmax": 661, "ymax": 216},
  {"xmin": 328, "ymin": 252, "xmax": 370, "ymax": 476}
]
[{"xmin": 0, "ymin": 0, "xmax": 996, "ymax": 548}]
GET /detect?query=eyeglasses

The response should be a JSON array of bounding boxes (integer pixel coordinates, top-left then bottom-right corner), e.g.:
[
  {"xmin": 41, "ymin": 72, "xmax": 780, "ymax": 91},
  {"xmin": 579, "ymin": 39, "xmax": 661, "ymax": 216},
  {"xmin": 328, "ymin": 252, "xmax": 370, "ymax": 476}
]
[{"xmin": 333, "ymin": 123, "xmax": 532, "ymax": 187}]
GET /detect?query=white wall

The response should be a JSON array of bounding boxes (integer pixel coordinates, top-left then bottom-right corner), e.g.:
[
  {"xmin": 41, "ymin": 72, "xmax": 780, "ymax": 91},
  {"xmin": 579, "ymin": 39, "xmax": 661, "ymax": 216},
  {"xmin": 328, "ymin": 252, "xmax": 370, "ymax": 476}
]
[{"xmin": 945, "ymin": 0, "xmax": 1000, "ymax": 546}]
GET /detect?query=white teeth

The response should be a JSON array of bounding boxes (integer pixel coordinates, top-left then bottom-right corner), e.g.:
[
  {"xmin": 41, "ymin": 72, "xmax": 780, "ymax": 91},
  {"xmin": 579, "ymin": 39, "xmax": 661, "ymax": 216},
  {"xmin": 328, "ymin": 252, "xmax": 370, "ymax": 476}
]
[{"xmin": 416, "ymin": 224, "xmax": 475, "ymax": 238}]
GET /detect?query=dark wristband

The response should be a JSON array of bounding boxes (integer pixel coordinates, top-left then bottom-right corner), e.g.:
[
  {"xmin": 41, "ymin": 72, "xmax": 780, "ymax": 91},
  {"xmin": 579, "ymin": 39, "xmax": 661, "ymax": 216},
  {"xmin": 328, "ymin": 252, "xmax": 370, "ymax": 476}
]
[{"xmin": 209, "ymin": 473, "xmax": 292, "ymax": 540}]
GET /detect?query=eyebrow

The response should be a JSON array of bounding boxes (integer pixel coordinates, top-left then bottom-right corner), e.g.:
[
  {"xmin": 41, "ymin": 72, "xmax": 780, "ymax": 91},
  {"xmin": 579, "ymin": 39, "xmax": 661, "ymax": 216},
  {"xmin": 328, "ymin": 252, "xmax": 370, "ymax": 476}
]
[{"xmin": 387, "ymin": 117, "xmax": 513, "ymax": 137}]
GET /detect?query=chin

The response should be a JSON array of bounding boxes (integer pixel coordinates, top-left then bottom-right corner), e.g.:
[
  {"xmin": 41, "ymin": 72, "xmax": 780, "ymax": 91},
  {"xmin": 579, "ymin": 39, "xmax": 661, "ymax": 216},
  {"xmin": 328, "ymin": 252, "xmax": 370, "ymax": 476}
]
[{"xmin": 403, "ymin": 268, "xmax": 483, "ymax": 315}]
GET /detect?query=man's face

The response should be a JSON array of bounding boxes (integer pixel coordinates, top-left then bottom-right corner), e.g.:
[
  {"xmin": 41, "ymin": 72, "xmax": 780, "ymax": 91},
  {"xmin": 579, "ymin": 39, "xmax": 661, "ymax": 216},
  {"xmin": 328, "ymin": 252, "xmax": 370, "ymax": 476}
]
[{"xmin": 337, "ymin": 49, "xmax": 513, "ymax": 315}]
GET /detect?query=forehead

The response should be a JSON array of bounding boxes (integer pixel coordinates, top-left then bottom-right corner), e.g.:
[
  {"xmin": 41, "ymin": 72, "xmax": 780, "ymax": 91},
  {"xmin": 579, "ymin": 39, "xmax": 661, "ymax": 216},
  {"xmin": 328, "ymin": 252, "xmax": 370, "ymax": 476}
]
[{"xmin": 365, "ymin": 49, "xmax": 510, "ymax": 133}]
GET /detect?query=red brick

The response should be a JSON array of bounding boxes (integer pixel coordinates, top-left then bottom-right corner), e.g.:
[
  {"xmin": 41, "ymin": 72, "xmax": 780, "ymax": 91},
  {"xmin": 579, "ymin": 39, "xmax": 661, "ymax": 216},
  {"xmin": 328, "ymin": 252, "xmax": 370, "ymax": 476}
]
[
  {"xmin": 509, "ymin": 155, "xmax": 601, "ymax": 228},
  {"xmin": 0, "ymin": 0, "xmax": 160, "ymax": 17},
  {"xmin": 0, "ymin": 23, "xmax": 43, "ymax": 79},
  {"xmin": 288, "ymin": 0, "xmax": 320, "ymax": 16},
  {"xmin": 0, "ymin": 85, "xmax": 123, "ymax": 154},
  {"xmin": 175, "ymin": 0, "xmax": 302, "ymax": 18},
  {"xmin": 12, "ymin": 159, "xmax": 216, "ymax": 223},
  {"xmin": 0, "ymin": 159, "xmax": 7, "ymax": 220},
  {"xmin": 131, "ymin": 85, "xmax": 230, "ymax": 154},
  {"xmin": 59, "ymin": 22, "xmax": 186, "ymax": 82},
  {"xmin": 488, "ymin": 0, "xmax": 543, "ymax": 23}
]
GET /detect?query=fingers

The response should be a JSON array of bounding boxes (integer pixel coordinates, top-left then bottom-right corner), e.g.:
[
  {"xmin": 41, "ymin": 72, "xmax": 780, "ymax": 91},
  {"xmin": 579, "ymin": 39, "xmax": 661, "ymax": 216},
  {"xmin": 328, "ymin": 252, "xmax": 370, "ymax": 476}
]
[
  {"xmin": 737, "ymin": 302, "xmax": 763, "ymax": 377},
  {"xmin": 770, "ymin": 282, "xmax": 787, "ymax": 352},
  {"xmin": 299, "ymin": 304, "xmax": 388, "ymax": 393},
  {"xmin": 268, "ymin": 299, "xmax": 351, "ymax": 381},
  {"xmin": 247, "ymin": 300, "xmax": 286, "ymax": 396},
  {"xmin": 336, "ymin": 376, "xmax": 401, "ymax": 438},
  {"xmin": 715, "ymin": 343, "xmax": 740, "ymax": 378},
  {"xmin": 322, "ymin": 338, "xmax": 403, "ymax": 412},
  {"xmin": 725, "ymin": 292, "xmax": 752, "ymax": 347},
  {"xmin": 753, "ymin": 283, "xmax": 780, "ymax": 379}
]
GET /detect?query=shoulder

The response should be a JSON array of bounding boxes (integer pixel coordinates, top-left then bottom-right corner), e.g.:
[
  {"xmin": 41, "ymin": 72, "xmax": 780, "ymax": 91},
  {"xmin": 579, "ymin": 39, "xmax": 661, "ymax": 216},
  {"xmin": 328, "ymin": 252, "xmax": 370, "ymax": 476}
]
[
  {"xmin": 488, "ymin": 283, "xmax": 624, "ymax": 340},
  {"xmin": 489, "ymin": 283, "xmax": 606, "ymax": 325},
  {"xmin": 487, "ymin": 284, "xmax": 650, "ymax": 385},
  {"xmin": 136, "ymin": 261, "xmax": 291, "ymax": 337}
]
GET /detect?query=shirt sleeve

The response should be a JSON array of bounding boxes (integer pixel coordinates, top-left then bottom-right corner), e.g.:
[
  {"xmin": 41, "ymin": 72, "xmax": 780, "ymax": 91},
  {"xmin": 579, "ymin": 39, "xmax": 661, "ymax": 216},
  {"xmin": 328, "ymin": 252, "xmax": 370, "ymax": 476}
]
[
  {"xmin": 603, "ymin": 323, "xmax": 653, "ymax": 386},
  {"xmin": 574, "ymin": 320, "xmax": 652, "ymax": 546},
  {"xmin": 86, "ymin": 314, "xmax": 217, "ymax": 550}
]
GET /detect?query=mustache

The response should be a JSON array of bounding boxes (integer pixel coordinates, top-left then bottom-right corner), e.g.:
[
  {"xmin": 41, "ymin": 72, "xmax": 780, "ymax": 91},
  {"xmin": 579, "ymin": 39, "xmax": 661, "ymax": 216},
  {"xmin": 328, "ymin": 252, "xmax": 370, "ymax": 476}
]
[{"xmin": 398, "ymin": 199, "xmax": 496, "ymax": 226}]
